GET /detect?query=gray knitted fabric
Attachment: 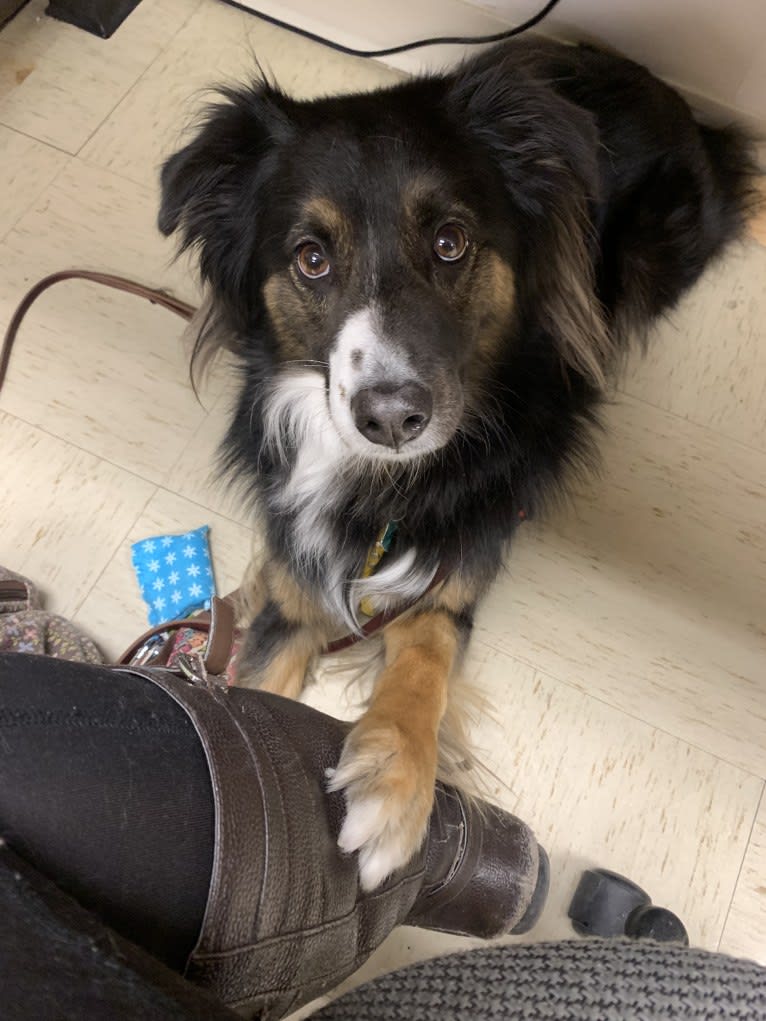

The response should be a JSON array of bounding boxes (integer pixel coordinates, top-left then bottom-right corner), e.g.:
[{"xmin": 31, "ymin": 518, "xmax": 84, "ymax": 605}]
[{"xmin": 313, "ymin": 939, "xmax": 766, "ymax": 1020}]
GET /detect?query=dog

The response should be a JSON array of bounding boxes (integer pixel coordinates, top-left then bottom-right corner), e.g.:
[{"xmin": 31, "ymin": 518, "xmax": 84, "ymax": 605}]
[{"xmin": 158, "ymin": 38, "xmax": 756, "ymax": 891}]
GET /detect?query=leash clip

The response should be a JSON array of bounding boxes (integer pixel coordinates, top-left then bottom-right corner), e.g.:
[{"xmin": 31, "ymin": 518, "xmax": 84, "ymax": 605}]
[{"xmin": 176, "ymin": 651, "xmax": 223, "ymax": 691}]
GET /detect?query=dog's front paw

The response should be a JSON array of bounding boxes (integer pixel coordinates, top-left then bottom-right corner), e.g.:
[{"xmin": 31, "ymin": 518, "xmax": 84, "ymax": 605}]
[{"xmin": 327, "ymin": 715, "xmax": 437, "ymax": 891}]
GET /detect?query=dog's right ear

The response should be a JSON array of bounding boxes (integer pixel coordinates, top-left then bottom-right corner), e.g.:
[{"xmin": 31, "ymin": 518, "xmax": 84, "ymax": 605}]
[{"xmin": 158, "ymin": 83, "xmax": 294, "ymax": 308}]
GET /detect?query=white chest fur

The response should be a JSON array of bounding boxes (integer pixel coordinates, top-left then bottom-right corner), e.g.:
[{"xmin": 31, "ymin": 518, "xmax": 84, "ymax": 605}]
[{"xmin": 262, "ymin": 369, "xmax": 436, "ymax": 628}]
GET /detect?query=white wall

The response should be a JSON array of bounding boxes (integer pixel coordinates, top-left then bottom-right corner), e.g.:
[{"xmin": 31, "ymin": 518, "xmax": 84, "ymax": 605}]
[
  {"xmin": 468, "ymin": 0, "xmax": 766, "ymax": 128},
  {"xmin": 243, "ymin": 0, "xmax": 766, "ymax": 128}
]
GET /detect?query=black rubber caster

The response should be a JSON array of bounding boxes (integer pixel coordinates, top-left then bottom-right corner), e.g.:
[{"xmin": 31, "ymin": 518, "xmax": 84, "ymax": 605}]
[{"xmin": 568, "ymin": 868, "xmax": 688, "ymax": 945}]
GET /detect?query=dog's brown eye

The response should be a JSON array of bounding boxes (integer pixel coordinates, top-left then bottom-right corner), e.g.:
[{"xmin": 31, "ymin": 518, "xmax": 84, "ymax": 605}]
[
  {"xmin": 433, "ymin": 224, "xmax": 468, "ymax": 263},
  {"xmin": 296, "ymin": 242, "xmax": 331, "ymax": 279}
]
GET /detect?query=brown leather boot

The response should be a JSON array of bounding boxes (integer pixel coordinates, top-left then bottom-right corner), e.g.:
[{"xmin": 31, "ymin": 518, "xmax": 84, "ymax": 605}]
[{"xmin": 121, "ymin": 667, "xmax": 548, "ymax": 1020}]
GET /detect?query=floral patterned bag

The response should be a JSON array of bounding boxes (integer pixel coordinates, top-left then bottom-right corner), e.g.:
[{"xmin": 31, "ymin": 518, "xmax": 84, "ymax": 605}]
[{"xmin": 0, "ymin": 567, "xmax": 103, "ymax": 664}]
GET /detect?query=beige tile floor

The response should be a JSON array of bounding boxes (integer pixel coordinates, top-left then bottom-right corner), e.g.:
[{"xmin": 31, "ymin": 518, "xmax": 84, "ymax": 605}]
[{"xmin": 1, "ymin": 0, "xmax": 764, "ymax": 1007}]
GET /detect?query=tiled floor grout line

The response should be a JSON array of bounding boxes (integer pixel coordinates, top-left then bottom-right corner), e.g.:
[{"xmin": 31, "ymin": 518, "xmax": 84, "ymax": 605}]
[
  {"xmin": 716, "ymin": 781, "xmax": 764, "ymax": 952},
  {"xmin": 471, "ymin": 633, "xmax": 766, "ymax": 783},
  {"xmin": 0, "ymin": 408, "xmax": 172, "ymax": 486},
  {"xmin": 0, "ymin": 407, "xmax": 253, "ymax": 528},
  {"xmin": 0, "ymin": 123, "xmax": 74, "ymax": 156},
  {"xmin": 153, "ymin": 482, "xmax": 254, "ymax": 531},
  {"xmin": 613, "ymin": 386, "xmax": 766, "ymax": 461},
  {"xmin": 75, "ymin": 152, "xmax": 162, "ymax": 191},
  {"xmin": 162, "ymin": 394, "xmax": 218, "ymax": 481},
  {"xmin": 72, "ymin": 0, "xmax": 205, "ymax": 160},
  {"xmin": 0, "ymin": 145, "xmax": 75, "ymax": 246},
  {"xmin": 69, "ymin": 482, "xmax": 158, "ymax": 620}
]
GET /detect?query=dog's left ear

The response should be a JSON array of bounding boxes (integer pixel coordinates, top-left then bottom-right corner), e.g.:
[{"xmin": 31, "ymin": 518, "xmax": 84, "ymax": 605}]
[{"xmin": 448, "ymin": 57, "xmax": 612, "ymax": 387}]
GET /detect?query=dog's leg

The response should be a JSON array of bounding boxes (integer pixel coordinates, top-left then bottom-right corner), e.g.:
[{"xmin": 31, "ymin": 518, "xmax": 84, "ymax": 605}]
[
  {"xmin": 235, "ymin": 559, "xmax": 329, "ymax": 698},
  {"xmin": 236, "ymin": 600, "xmax": 324, "ymax": 698},
  {"xmin": 328, "ymin": 609, "xmax": 462, "ymax": 891}
]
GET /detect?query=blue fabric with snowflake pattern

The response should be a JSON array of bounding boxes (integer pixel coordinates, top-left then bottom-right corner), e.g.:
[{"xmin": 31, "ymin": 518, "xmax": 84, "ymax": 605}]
[{"xmin": 131, "ymin": 525, "xmax": 216, "ymax": 626}]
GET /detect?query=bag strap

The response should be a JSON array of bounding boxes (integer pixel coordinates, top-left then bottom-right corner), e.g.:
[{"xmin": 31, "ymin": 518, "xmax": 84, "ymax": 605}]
[
  {"xmin": 117, "ymin": 595, "xmax": 236, "ymax": 673},
  {"xmin": 0, "ymin": 579, "xmax": 32, "ymax": 610},
  {"xmin": 204, "ymin": 596, "xmax": 236, "ymax": 674},
  {"xmin": 0, "ymin": 580, "xmax": 29, "ymax": 601}
]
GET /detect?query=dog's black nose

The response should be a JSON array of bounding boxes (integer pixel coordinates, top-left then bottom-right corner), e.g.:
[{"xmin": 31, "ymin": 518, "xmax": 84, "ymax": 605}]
[{"xmin": 351, "ymin": 383, "xmax": 432, "ymax": 448}]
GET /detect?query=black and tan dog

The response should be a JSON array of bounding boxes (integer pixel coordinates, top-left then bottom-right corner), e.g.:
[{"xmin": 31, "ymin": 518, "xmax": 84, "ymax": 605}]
[{"xmin": 159, "ymin": 39, "xmax": 756, "ymax": 890}]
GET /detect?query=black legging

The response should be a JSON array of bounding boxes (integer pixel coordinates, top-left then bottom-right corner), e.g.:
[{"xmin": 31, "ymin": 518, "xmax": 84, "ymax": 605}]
[{"xmin": 0, "ymin": 653, "xmax": 214, "ymax": 970}]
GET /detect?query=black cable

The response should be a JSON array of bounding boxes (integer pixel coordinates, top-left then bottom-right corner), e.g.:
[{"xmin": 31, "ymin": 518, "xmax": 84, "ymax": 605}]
[{"xmin": 224, "ymin": 0, "xmax": 563, "ymax": 59}]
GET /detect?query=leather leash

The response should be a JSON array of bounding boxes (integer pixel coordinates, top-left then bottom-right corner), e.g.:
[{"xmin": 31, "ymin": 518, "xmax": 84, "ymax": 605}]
[
  {"xmin": 3, "ymin": 269, "xmax": 451, "ymax": 662},
  {"xmin": 0, "ymin": 269, "xmax": 195, "ymax": 393}
]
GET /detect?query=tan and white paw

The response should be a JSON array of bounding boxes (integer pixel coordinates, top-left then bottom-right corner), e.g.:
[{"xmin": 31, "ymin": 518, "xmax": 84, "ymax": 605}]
[{"xmin": 327, "ymin": 720, "xmax": 436, "ymax": 891}]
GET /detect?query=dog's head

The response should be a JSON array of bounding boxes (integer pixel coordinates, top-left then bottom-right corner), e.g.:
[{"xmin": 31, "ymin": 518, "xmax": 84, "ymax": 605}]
[{"xmin": 160, "ymin": 54, "xmax": 609, "ymax": 465}]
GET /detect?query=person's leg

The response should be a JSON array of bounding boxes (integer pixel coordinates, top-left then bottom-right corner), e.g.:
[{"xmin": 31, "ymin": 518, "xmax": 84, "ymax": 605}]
[
  {"xmin": 0, "ymin": 842, "xmax": 237, "ymax": 1021},
  {"xmin": 0, "ymin": 652, "xmax": 549, "ymax": 1019},
  {"xmin": 0, "ymin": 653, "xmax": 214, "ymax": 970}
]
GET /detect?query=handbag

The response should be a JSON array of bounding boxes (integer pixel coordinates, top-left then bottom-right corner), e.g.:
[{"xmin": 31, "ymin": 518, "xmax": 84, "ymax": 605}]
[{"xmin": 0, "ymin": 566, "xmax": 104, "ymax": 664}]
